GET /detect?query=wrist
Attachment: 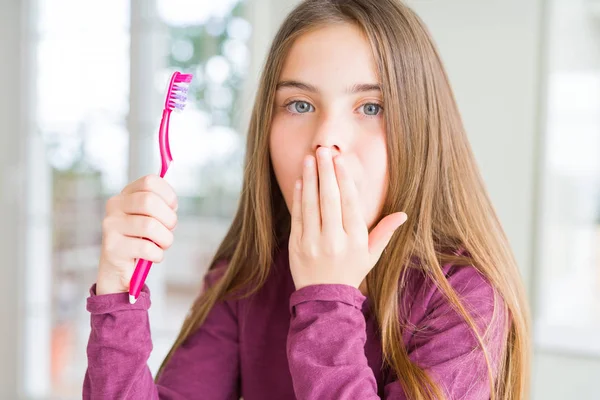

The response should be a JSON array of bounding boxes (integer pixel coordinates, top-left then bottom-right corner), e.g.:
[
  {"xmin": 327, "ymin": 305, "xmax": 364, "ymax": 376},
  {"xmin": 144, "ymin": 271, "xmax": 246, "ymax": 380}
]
[{"xmin": 95, "ymin": 271, "xmax": 126, "ymax": 296}]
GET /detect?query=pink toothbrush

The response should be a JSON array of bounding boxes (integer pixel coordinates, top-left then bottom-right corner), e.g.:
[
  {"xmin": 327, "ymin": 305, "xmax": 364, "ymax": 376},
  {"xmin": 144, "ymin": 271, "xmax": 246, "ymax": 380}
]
[{"xmin": 129, "ymin": 71, "xmax": 193, "ymax": 304}]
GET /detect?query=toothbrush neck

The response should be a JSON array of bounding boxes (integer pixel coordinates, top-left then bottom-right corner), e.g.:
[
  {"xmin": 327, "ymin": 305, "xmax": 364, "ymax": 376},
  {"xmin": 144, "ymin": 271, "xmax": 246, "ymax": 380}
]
[{"xmin": 158, "ymin": 109, "xmax": 173, "ymax": 178}]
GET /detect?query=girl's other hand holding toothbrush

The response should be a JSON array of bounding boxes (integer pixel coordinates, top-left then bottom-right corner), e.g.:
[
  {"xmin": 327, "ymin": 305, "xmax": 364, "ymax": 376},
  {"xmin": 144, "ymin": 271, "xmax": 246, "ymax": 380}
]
[{"xmin": 96, "ymin": 174, "xmax": 178, "ymax": 295}]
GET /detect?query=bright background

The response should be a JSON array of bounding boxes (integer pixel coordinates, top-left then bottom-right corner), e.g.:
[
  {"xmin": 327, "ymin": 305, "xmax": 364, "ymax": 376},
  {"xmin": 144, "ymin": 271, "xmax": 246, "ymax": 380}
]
[{"xmin": 1, "ymin": 0, "xmax": 599, "ymax": 399}]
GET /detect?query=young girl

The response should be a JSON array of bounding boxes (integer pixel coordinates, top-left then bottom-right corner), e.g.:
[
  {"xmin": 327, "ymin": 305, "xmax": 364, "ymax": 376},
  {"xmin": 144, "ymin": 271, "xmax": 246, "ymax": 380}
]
[{"xmin": 84, "ymin": 0, "xmax": 531, "ymax": 399}]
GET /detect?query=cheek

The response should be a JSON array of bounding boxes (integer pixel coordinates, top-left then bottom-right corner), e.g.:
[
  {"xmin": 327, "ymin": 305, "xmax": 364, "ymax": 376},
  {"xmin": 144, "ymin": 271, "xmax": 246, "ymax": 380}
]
[
  {"xmin": 364, "ymin": 152, "xmax": 388, "ymax": 199},
  {"xmin": 357, "ymin": 129, "xmax": 387, "ymax": 179},
  {"xmin": 269, "ymin": 119, "xmax": 308, "ymax": 209},
  {"xmin": 357, "ymin": 136, "xmax": 388, "ymax": 226}
]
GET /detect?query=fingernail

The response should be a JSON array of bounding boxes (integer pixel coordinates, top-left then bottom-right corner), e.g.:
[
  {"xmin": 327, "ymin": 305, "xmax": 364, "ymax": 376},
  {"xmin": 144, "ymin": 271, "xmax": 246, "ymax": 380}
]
[
  {"xmin": 174, "ymin": 204, "xmax": 179, "ymax": 212},
  {"xmin": 305, "ymin": 156, "xmax": 314, "ymax": 167},
  {"xmin": 319, "ymin": 147, "xmax": 331, "ymax": 159},
  {"xmin": 399, "ymin": 213, "xmax": 408, "ymax": 224}
]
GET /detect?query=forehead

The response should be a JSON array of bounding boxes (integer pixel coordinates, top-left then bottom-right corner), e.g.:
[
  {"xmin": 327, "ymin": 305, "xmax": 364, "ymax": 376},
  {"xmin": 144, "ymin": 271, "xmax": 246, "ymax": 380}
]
[{"xmin": 279, "ymin": 23, "xmax": 380, "ymax": 87}]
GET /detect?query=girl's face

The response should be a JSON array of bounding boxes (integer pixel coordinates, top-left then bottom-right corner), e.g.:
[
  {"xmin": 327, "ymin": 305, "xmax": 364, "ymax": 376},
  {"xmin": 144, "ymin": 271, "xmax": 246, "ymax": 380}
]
[{"xmin": 270, "ymin": 23, "xmax": 389, "ymax": 230}]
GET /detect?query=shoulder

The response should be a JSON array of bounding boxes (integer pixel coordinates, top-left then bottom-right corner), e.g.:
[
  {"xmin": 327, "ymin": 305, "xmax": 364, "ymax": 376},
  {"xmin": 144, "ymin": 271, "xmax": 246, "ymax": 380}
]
[
  {"xmin": 400, "ymin": 261, "xmax": 508, "ymax": 355},
  {"xmin": 403, "ymin": 262, "xmax": 500, "ymax": 317},
  {"xmin": 203, "ymin": 260, "xmax": 230, "ymax": 289},
  {"xmin": 383, "ymin": 262, "xmax": 509, "ymax": 399}
]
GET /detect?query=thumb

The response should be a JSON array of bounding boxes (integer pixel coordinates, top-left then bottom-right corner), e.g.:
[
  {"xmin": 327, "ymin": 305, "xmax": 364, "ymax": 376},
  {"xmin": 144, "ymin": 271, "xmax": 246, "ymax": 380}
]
[{"xmin": 368, "ymin": 212, "xmax": 408, "ymax": 264}]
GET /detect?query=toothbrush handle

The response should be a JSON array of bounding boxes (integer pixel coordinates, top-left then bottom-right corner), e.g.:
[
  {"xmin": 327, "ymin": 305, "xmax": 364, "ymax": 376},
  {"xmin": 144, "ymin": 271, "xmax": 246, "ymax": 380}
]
[
  {"xmin": 129, "ymin": 259, "xmax": 153, "ymax": 304},
  {"xmin": 129, "ymin": 109, "xmax": 173, "ymax": 304}
]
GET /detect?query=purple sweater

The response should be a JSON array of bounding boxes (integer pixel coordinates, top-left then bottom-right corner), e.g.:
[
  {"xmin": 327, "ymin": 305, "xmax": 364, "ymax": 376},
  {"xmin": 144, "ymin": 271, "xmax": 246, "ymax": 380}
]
[{"xmin": 84, "ymin": 245, "xmax": 506, "ymax": 399}]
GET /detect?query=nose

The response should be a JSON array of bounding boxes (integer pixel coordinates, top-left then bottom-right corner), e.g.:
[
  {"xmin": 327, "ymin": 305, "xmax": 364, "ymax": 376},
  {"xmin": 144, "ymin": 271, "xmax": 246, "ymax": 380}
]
[{"xmin": 310, "ymin": 113, "xmax": 348, "ymax": 157}]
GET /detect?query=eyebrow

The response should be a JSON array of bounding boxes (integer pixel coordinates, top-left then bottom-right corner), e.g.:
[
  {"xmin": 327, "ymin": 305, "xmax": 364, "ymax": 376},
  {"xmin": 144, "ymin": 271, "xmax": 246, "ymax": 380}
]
[{"xmin": 276, "ymin": 80, "xmax": 382, "ymax": 94}]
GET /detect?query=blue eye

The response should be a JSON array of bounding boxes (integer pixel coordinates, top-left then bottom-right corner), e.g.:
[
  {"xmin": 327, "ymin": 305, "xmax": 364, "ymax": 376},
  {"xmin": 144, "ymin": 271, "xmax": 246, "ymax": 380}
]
[
  {"xmin": 361, "ymin": 103, "xmax": 382, "ymax": 116},
  {"xmin": 286, "ymin": 101, "xmax": 314, "ymax": 114}
]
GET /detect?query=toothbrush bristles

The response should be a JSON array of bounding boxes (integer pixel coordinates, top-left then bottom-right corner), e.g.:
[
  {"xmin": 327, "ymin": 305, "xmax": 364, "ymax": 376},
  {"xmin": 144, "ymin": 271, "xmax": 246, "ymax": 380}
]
[
  {"xmin": 170, "ymin": 92, "xmax": 187, "ymax": 101},
  {"xmin": 168, "ymin": 100, "xmax": 186, "ymax": 109},
  {"xmin": 166, "ymin": 72, "xmax": 193, "ymax": 111},
  {"xmin": 172, "ymin": 84, "xmax": 189, "ymax": 94}
]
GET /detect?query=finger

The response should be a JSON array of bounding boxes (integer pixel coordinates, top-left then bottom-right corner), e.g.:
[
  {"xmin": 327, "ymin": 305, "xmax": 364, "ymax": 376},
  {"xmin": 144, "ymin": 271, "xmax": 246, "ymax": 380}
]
[
  {"xmin": 333, "ymin": 155, "xmax": 364, "ymax": 234},
  {"xmin": 122, "ymin": 174, "xmax": 178, "ymax": 210},
  {"xmin": 121, "ymin": 215, "xmax": 175, "ymax": 250},
  {"xmin": 368, "ymin": 212, "xmax": 408, "ymax": 262},
  {"xmin": 128, "ymin": 236, "xmax": 165, "ymax": 264},
  {"xmin": 302, "ymin": 155, "xmax": 321, "ymax": 237},
  {"xmin": 317, "ymin": 147, "xmax": 342, "ymax": 235},
  {"xmin": 290, "ymin": 179, "xmax": 303, "ymax": 239},
  {"xmin": 121, "ymin": 191, "xmax": 178, "ymax": 230},
  {"xmin": 107, "ymin": 235, "xmax": 165, "ymax": 267}
]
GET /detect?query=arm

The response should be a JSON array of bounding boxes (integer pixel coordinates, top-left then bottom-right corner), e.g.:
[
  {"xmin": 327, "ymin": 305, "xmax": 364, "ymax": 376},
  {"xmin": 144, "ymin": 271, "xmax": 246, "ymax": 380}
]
[
  {"xmin": 83, "ymin": 265, "xmax": 240, "ymax": 400},
  {"xmin": 286, "ymin": 266, "xmax": 507, "ymax": 400},
  {"xmin": 287, "ymin": 284, "xmax": 379, "ymax": 399}
]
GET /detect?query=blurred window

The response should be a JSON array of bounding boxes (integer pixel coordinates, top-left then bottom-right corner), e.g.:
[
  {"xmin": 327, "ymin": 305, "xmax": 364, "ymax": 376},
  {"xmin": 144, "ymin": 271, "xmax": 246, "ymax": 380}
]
[
  {"xmin": 534, "ymin": 0, "xmax": 600, "ymax": 356},
  {"xmin": 31, "ymin": 0, "xmax": 250, "ymax": 397}
]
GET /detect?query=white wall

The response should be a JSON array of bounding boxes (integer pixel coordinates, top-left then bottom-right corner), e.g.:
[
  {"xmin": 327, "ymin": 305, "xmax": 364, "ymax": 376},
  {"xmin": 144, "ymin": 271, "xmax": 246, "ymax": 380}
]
[
  {"xmin": 549, "ymin": 0, "xmax": 600, "ymax": 72},
  {"xmin": 0, "ymin": 0, "xmax": 29, "ymax": 397},
  {"xmin": 534, "ymin": 352, "xmax": 600, "ymax": 400},
  {"xmin": 1, "ymin": 0, "xmax": 54, "ymax": 397}
]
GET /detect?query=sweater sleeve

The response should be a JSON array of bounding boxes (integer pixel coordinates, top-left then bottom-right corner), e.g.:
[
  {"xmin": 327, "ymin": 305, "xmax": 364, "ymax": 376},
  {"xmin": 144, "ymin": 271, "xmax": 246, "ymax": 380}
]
[
  {"xmin": 83, "ymin": 265, "xmax": 240, "ymax": 400},
  {"xmin": 286, "ymin": 266, "xmax": 507, "ymax": 400}
]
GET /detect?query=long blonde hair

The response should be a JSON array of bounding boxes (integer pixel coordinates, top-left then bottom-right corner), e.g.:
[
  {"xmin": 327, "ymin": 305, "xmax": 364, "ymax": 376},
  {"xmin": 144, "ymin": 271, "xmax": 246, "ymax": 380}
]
[{"xmin": 157, "ymin": 0, "xmax": 531, "ymax": 398}]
